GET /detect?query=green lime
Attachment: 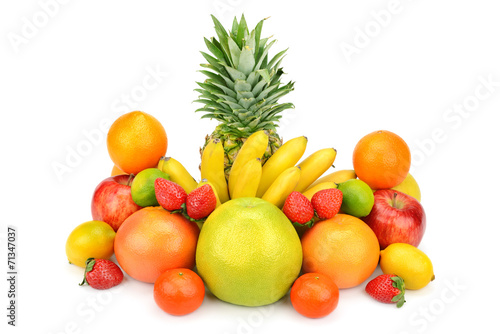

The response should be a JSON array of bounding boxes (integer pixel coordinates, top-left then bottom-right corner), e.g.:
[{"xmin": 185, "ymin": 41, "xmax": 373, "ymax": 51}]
[
  {"xmin": 337, "ymin": 179, "xmax": 374, "ymax": 217},
  {"xmin": 131, "ymin": 168, "xmax": 169, "ymax": 207}
]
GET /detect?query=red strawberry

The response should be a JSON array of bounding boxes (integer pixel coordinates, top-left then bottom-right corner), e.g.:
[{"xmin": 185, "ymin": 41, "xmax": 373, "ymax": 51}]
[
  {"xmin": 80, "ymin": 258, "xmax": 123, "ymax": 290},
  {"xmin": 185, "ymin": 184, "xmax": 216, "ymax": 220},
  {"xmin": 155, "ymin": 178, "xmax": 187, "ymax": 211},
  {"xmin": 365, "ymin": 274, "xmax": 406, "ymax": 308},
  {"xmin": 311, "ymin": 188, "xmax": 343, "ymax": 219},
  {"xmin": 283, "ymin": 191, "xmax": 314, "ymax": 225}
]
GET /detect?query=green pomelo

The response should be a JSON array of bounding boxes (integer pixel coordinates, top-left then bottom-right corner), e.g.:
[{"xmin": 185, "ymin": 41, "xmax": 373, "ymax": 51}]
[{"xmin": 196, "ymin": 197, "xmax": 302, "ymax": 307}]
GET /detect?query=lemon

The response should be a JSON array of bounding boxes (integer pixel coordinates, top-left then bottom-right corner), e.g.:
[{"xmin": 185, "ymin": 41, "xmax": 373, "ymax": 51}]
[
  {"xmin": 391, "ymin": 173, "xmax": 421, "ymax": 201},
  {"xmin": 131, "ymin": 168, "xmax": 169, "ymax": 207},
  {"xmin": 65, "ymin": 221, "xmax": 116, "ymax": 267},
  {"xmin": 196, "ymin": 197, "xmax": 302, "ymax": 307},
  {"xmin": 337, "ymin": 179, "xmax": 374, "ymax": 217},
  {"xmin": 380, "ymin": 243, "xmax": 434, "ymax": 290}
]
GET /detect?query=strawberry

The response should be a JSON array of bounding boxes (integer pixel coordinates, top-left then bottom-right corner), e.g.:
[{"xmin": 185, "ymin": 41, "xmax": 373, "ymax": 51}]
[
  {"xmin": 365, "ymin": 274, "xmax": 406, "ymax": 308},
  {"xmin": 283, "ymin": 191, "xmax": 314, "ymax": 225},
  {"xmin": 80, "ymin": 258, "xmax": 123, "ymax": 290},
  {"xmin": 185, "ymin": 184, "xmax": 217, "ymax": 220},
  {"xmin": 311, "ymin": 188, "xmax": 343, "ymax": 219},
  {"xmin": 155, "ymin": 178, "xmax": 187, "ymax": 211}
]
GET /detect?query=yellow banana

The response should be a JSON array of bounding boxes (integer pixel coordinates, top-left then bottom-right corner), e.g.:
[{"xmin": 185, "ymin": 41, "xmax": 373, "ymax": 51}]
[
  {"xmin": 198, "ymin": 179, "xmax": 222, "ymax": 207},
  {"xmin": 200, "ymin": 138, "xmax": 230, "ymax": 203},
  {"xmin": 261, "ymin": 166, "xmax": 301, "ymax": 208},
  {"xmin": 294, "ymin": 148, "xmax": 337, "ymax": 193},
  {"xmin": 232, "ymin": 158, "xmax": 262, "ymax": 199},
  {"xmin": 228, "ymin": 130, "xmax": 269, "ymax": 197},
  {"xmin": 306, "ymin": 169, "xmax": 357, "ymax": 190},
  {"xmin": 157, "ymin": 156, "xmax": 165, "ymax": 171},
  {"xmin": 256, "ymin": 136, "xmax": 308, "ymax": 198},
  {"xmin": 302, "ymin": 181, "xmax": 338, "ymax": 201},
  {"xmin": 161, "ymin": 157, "xmax": 198, "ymax": 194}
]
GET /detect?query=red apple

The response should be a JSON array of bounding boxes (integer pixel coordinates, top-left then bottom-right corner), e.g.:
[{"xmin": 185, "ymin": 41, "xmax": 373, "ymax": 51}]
[
  {"xmin": 363, "ymin": 189, "xmax": 426, "ymax": 249},
  {"xmin": 91, "ymin": 174, "xmax": 142, "ymax": 231}
]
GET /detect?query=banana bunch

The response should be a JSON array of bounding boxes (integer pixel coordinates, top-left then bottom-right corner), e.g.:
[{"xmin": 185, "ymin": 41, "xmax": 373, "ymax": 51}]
[
  {"xmin": 158, "ymin": 132, "xmax": 345, "ymax": 211},
  {"xmin": 214, "ymin": 132, "xmax": 341, "ymax": 208}
]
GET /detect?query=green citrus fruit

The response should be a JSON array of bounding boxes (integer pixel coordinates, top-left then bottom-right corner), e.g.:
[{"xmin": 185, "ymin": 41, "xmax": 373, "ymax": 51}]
[
  {"xmin": 65, "ymin": 220, "xmax": 116, "ymax": 267},
  {"xmin": 196, "ymin": 197, "xmax": 302, "ymax": 307},
  {"xmin": 131, "ymin": 168, "xmax": 169, "ymax": 207},
  {"xmin": 337, "ymin": 179, "xmax": 374, "ymax": 217}
]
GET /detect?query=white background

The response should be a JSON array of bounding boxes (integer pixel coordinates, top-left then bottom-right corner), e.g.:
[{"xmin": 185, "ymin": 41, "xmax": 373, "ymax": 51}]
[{"xmin": 1, "ymin": 0, "xmax": 499, "ymax": 333}]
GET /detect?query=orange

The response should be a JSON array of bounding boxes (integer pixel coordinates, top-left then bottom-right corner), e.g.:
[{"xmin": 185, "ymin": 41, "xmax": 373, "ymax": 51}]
[
  {"xmin": 301, "ymin": 214, "xmax": 380, "ymax": 289},
  {"xmin": 114, "ymin": 207, "xmax": 199, "ymax": 283},
  {"xmin": 107, "ymin": 111, "xmax": 168, "ymax": 175},
  {"xmin": 290, "ymin": 273, "xmax": 339, "ymax": 318},
  {"xmin": 111, "ymin": 164, "xmax": 127, "ymax": 176},
  {"xmin": 352, "ymin": 130, "xmax": 410, "ymax": 190},
  {"xmin": 154, "ymin": 268, "xmax": 205, "ymax": 316}
]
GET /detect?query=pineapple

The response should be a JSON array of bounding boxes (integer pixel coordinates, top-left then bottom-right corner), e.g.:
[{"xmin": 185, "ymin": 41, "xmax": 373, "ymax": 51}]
[{"xmin": 195, "ymin": 14, "xmax": 295, "ymax": 180}]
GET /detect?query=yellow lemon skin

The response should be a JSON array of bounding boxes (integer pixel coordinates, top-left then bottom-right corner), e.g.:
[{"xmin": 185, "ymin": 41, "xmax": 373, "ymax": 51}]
[
  {"xmin": 65, "ymin": 221, "xmax": 116, "ymax": 267},
  {"xmin": 391, "ymin": 173, "xmax": 421, "ymax": 202},
  {"xmin": 380, "ymin": 243, "xmax": 434, "ymax": 290}
]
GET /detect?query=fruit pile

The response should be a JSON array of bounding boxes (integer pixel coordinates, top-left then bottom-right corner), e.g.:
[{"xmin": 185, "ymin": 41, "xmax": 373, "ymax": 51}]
[{"xmin": 65, "ymin": 14, "xmax": 434, "ymax": 318}]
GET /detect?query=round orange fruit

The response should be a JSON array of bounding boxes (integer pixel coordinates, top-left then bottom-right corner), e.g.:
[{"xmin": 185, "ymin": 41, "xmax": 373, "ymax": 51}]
[
  {"xmin": 154, "ymin": 268, "xmax": 205, "ymax": 316},
  {"xmin": 301, "ymin": 214, "xmax": 380, "ymax": 289},
  {"xmin": 107, "ymin": 111, "xmax": 168, "ymax": 175},
  {"xmin": 114, "ymin": 207, "xmax": 199, "ymax": 283},
  {"xmin": 352, "ymin": 130, "xmax": 411, "ymax": 190},
  {"xmin": 290, "ymin": 272, "xmax": 339, "ymax": 318}
]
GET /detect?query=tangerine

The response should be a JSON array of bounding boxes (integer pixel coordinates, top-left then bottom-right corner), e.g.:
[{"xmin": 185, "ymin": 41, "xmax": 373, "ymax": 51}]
[
  {"xmin": 301, "ymin": 214, "xmax": 380, "ymax": 289},
  {"xmin": 290, "ymin": 272, "xmax": 339, "ymax": 318},
  {"xmin": 107, "ymin": 111, "xmax": 168, "ymax": 175},
  {"xmin": 154, "ymin": 268, "xmax": 205, "ymax": 316},
  {"xmin": 114, "ymin": 207, "xmax": 199, "ymax": 283},
  {"xmin": 353, "ymin": 130, "xmax": 410, "ymax": 189}
]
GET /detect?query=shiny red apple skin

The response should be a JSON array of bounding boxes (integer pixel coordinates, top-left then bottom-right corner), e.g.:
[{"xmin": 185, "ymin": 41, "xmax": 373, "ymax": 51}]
[
  {"xmin": 91, "ymin": 174, "xmax": 142, "ymax": 231},
  {"xmin": 363, "ymin": 189, "xmax": 426, "ymax": 250}
]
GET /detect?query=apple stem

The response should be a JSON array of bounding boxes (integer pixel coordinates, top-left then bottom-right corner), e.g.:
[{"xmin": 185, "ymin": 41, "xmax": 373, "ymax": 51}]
[
  {"xmin": 392, "ymin": 192, "xmax": 404, "ymax": 209},
  {"xmin": 126, "ymin": 173, "xmax": 134, "ymax": 186}
]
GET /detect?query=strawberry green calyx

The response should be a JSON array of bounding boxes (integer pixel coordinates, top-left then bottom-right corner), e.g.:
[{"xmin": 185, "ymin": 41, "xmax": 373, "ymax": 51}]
[
  {"xmin": 175, "ymin": 203, "xmax": 211, "ymax": 224},
  {"xmin": 292, "ymin": 218, "xmax": 316, "ymax": 229},
  {"xmin": 79, "ymin": 258, "xmax": 96, "ymax": 286},
  {"xmin": 391, "ymin": 276, "xmax": 406, "ymax": 308}
]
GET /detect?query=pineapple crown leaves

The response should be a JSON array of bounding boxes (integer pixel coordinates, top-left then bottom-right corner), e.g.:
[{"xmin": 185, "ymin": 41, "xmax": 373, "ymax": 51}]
[{"xmin": 194, "ymin": 14, "xmax": 295, "ymax": 137}]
